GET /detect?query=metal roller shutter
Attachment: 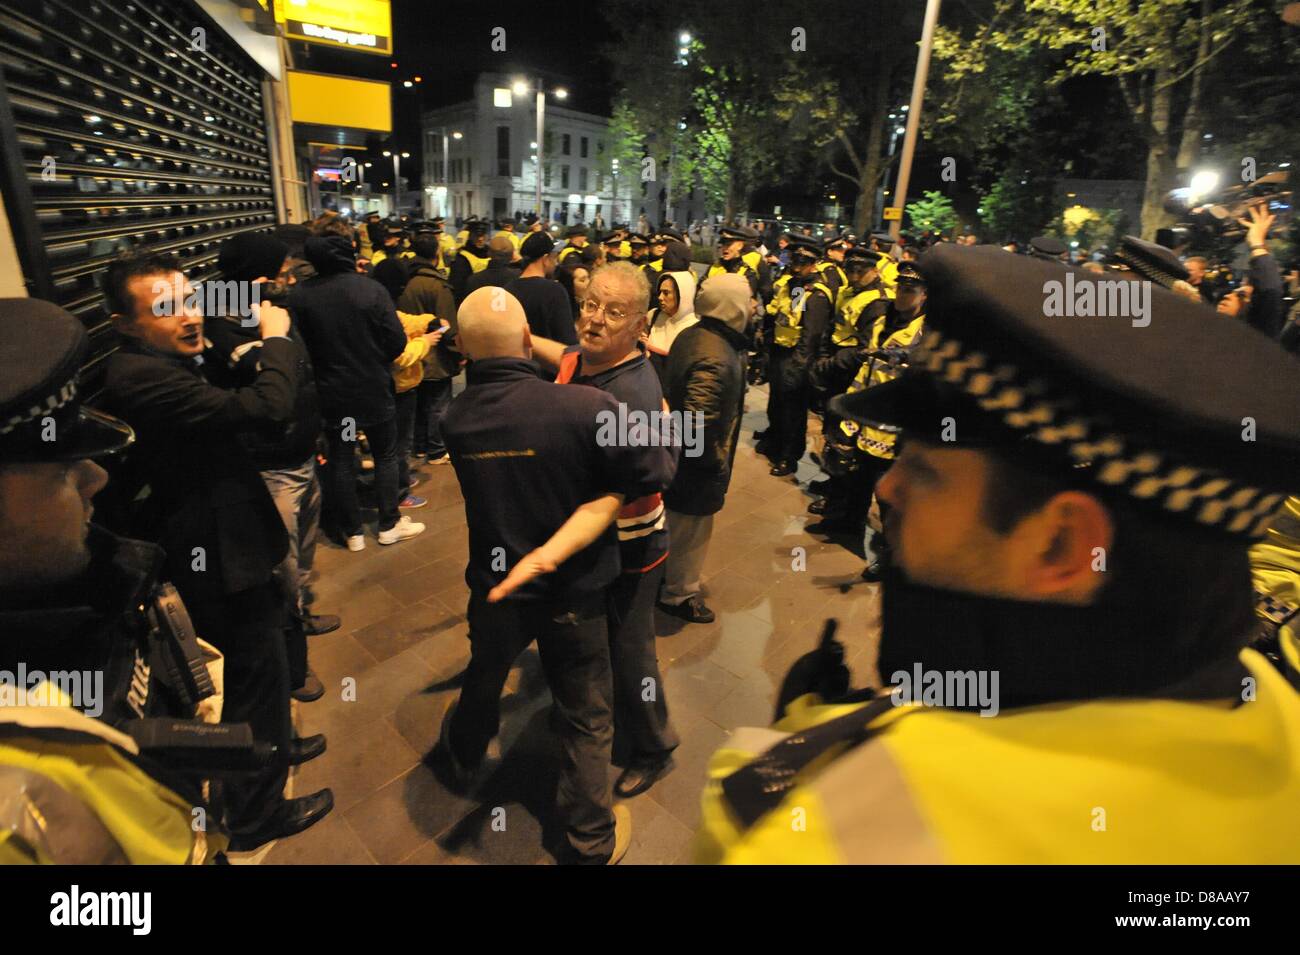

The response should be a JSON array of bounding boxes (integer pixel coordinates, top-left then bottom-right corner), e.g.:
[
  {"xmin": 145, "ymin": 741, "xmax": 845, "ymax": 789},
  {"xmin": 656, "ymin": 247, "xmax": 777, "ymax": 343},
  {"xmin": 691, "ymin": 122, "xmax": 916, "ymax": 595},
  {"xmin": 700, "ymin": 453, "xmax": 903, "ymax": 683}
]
[{"xmin": 0, "ymin": 0, "xmax": 275, "ymax": 385}]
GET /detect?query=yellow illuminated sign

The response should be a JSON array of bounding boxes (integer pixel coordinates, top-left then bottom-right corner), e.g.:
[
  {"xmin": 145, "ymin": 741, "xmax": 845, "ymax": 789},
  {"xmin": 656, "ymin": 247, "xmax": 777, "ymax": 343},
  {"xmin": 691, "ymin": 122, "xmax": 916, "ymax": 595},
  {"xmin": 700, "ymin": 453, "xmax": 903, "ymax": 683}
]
[
  {"xmin": 275, "ymin": 0, "xmax": 392, "ymax": 56},
  {"xmin": 883, "ymin": 207, "xmax": 903, "ymax": 221},
  {"xmin": 287, "ymin": 71, "xmax": 392, "ymax": 132}
]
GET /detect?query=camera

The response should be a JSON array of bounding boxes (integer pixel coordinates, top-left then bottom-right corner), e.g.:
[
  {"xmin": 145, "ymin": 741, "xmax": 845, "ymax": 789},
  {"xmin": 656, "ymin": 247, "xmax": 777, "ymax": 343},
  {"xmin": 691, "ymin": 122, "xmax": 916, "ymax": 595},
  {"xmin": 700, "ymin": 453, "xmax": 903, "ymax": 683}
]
[{"xmin": 1162, "ymin": 170, "xmax": 1292, "ymax": 245}]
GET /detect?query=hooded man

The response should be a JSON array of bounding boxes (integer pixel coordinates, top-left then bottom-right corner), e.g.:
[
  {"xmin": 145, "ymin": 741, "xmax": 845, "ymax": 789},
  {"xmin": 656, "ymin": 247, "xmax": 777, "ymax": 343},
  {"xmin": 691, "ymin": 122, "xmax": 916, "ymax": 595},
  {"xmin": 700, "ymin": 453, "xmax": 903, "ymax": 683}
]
[{"xmin": 657, "ymin": 273, "xmax": 752, "ymax": 625}]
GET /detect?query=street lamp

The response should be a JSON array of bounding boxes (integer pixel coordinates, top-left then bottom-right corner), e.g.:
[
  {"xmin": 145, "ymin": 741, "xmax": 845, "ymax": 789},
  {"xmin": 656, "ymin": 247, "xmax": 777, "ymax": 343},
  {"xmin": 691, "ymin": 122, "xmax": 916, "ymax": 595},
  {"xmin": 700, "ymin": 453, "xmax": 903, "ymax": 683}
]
[
  {"xmin": 515, "ymin": 78, "xmax": 568, "ymax": 217},
  {"xmin": 430, "ymin": 129, "xmax": 463, "ymax": 217},
  {"xmin": 890, "ymin": 0, "xmax": 942, "ymax": 241},
  {"xmin": 383, "ymin": 149, "xmax": 411, "ymax": 213}
]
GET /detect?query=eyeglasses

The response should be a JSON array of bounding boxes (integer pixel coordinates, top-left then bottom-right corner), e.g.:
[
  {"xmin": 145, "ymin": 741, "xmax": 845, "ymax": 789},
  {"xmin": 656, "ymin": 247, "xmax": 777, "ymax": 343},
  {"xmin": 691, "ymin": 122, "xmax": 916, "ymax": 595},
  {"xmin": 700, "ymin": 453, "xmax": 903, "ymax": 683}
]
[{"xmin": 579, "ymin": 298, "xmax": 633, "ymax": 323}]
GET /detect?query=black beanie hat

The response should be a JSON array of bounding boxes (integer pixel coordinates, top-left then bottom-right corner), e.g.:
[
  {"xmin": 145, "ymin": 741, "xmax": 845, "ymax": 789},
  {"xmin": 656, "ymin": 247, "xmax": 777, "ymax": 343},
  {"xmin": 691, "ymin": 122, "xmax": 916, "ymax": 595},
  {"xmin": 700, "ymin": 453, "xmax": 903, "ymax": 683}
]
[{"xmin": 218, "ymin": 231, "xmax": 290, "ymax": 283}]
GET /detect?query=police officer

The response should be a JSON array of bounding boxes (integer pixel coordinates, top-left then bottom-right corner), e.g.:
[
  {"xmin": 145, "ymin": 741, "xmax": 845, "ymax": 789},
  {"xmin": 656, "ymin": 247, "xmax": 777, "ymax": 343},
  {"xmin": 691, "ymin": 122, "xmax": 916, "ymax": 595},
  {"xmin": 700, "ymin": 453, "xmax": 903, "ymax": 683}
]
[
  {"xmin": 818, "ymin": 245, "xmax": 894, "ymax": 392},
  {"xmin": 494, "ymin": 217, "xmax": 523, "ymax": 253},
  {"xmin": 818, "ymin": 236, "xmax": 850, "ymax": 303},
  {"xmin": 822, "ymin": 261, "xmax": 928, "ymax": 560},
  {"xmin": 557, "ymin": 224, "xmax": 591, "ymax": 266},
  {"xmin": 628, "ymin": 233, "xmax": 651, "ymax": 268},
  {"xmin": 450, "ymin": 219, "xmax": 492, "ymax": 302},
  {"xmin": 761, "ymin": 236, "xmax": 835, "ymax": 477},
  {"xmin": 1028, "ymin": 234, "xmax": 1068, "ymax": 262},
  {"xmin": 696, "ymin": 245, "xmax": 1300, "ymax": 863},
  {"xmin": 867, "ymin": 232, "xmax": 901, "ymax": 289},
  {"xmin": 704, "ymin": 224, "xmax": 772, "ymax": 303},
  {"xmin": 601, "ymin": 231, "xmax": 626, "ymax": 263},
  {"xmin": 0, "ymin": 300, "xmax": 267, "ymax": 863},
  {"xmin": 371, "ymin": 224, "xmax": 413, "ymax": 266}
]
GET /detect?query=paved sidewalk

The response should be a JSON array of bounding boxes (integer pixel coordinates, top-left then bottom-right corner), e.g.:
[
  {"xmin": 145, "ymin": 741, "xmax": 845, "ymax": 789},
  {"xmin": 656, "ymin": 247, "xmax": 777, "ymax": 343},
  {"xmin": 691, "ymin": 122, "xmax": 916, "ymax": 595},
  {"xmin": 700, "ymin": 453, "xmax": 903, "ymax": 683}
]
[{"xmin": 264, "ymin": 384, "xmax": 882, "ymax": 865}]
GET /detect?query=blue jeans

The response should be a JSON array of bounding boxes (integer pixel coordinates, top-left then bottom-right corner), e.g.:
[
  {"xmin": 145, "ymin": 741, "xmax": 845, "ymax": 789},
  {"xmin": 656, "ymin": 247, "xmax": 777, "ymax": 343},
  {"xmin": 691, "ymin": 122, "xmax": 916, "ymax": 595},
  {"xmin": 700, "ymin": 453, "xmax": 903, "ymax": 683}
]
[{"xmin": 414, "ymin": 377, "xmax": 454, "ymax": 459}]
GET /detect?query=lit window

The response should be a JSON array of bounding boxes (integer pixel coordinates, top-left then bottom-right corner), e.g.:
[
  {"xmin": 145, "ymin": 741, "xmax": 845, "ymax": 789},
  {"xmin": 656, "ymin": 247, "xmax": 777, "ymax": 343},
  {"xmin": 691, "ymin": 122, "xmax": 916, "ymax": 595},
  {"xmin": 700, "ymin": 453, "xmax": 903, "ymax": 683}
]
[{"xmin": 493, "ymin": 88, "xmax": 512, "ymax": 108}]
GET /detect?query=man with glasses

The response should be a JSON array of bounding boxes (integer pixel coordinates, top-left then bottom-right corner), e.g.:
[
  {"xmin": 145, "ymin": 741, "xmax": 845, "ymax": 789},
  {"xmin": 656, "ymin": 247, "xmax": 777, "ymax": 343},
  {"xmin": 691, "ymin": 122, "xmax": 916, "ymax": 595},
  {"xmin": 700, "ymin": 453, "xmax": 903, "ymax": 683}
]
[{"xmin": 531, "ymin": 263, "xmax": 681, "ymax": 799}]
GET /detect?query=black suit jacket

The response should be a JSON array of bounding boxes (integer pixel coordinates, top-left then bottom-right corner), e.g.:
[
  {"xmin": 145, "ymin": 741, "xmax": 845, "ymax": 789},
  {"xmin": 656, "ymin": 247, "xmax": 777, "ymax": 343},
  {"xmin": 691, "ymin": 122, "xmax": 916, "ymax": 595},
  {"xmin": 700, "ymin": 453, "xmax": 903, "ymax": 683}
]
[{"xmin": 98, "ymin": 337, "xmax": 296, "ymax": 601}]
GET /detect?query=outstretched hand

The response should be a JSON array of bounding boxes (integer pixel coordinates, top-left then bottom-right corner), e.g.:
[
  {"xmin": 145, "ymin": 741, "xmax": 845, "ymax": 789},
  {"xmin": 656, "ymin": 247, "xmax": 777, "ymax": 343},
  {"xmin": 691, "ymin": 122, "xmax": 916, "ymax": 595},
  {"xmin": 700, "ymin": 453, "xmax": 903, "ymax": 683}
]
[{"xmin": 487, "ymin": 549, "xmax": 559, "ymax": 603}]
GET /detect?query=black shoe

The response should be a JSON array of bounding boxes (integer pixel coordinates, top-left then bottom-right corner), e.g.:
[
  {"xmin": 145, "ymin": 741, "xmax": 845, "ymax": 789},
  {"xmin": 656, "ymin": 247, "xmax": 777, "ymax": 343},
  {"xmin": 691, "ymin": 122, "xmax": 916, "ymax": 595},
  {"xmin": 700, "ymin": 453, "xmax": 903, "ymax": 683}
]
[
  {"xmin": 657, "ymin": 596, "xmax": 716, "ymax": 624},
  {"xmin": 769, "ymin": 460, "xmax": 798, "ymax": 477},
  {"xmin": 227, "ymin": 789, "xmax": 334, "ymax": 852},
  {"xmin": 301, "ymin": 613, "xmax": 341, "ymax": 636},
  {"xmin": 427, "ymin": 703, "xmax": 483, "ymax": 794},
  {"xmin": 614, "ymin": 756, "xmax": 676, "ymax": 799},
  {"xmin": 807, "ymin": 498, "xmax": 830, "ymax": 515},
  {"xmin": 291, "ymin": 670, "xmax": 324, "ymax": 703},
  {"xmin": 288, "ymin": 734, "xmax": 327, "ymax": 766},
  {"xmin": 860, "ymin": 558, "xmax": 882, "ymax": 582},
  {"xmin": 753, "ymin": 429, "xmax": 769, "ymax": 442},
  {"xmin": 755, "ymin": 440, "xmax": 776, "ymax": 458}
]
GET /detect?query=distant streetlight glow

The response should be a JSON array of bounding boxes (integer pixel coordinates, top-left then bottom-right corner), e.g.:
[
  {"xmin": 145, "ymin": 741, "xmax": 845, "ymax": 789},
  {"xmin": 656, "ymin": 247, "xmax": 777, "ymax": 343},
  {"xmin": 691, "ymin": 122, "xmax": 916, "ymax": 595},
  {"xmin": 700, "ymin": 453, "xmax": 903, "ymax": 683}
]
[
  {"xmin": 512, "ymin": 79, "xmax": 528, "ymax": 96},
  {"xmin": 680, "ymin": 32, "xmax": 691, "ymax": 43},
  {"xmin": 554, "ymin": 88, "xmax": 568, "ymax": 100}
]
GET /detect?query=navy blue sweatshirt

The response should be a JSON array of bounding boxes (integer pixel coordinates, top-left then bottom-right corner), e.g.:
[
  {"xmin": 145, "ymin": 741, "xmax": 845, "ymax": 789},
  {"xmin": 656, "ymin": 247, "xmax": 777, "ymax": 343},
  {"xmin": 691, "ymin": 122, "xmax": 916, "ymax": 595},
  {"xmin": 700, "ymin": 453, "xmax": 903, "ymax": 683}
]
[{"xmin": 442, "ymin": 357, "xmax": 667, "ymax": 601}]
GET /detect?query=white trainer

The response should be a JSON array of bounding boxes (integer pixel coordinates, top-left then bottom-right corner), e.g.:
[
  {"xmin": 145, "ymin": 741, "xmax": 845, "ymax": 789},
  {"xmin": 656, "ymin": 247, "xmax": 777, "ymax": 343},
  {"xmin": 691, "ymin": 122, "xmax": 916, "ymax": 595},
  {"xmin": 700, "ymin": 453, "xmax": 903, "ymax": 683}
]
[
  {"xmin": 346, "ymin": 535, "xmax": 366, "ymax": 552},
  {"xmin": 378, "ymin": 516, "xmax": 426, "ymax": 545}
]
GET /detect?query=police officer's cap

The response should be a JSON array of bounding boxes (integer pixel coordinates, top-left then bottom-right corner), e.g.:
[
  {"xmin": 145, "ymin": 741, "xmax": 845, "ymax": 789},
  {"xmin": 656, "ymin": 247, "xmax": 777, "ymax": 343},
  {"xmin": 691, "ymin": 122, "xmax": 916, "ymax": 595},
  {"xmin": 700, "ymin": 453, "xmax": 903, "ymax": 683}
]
[
  {"xmin": 787, "ymin": 235, "xmax": 821, "ymax": 261},
  {"xmin": 895, "ymin": 261, "xmax": 925, "ymax": 287},
  {"xmin": 831, "ymin": 246, "xmax": 1300, "ymax": 539},
  {"xmin": 656, "ymin": 227, "xmax": 684, "ymax": 244},
  {"xmin": 823, "ymin": 236, "xmax": 850, "ymax": 252},
  {"xmin": 1113, "ymin": 235, "xmax": 1190, "ymax": 290},
  {"xmin": 565, "ymin": 224, "xmax": 589, "ymax": 239},
  {"xmin": 524, "ymin": 214, "xmax": 540, "ymax": 226},
  {"xmin": 466, "ymin": 219, "xmax": 490, "ymax": 236},
  {"xmin": 0, "ymin": 299, "xmax": 134, "ymax": 462},
  {"xmin": 870, "ymin": 232, "xmax": 894, "ymax": 247},
  {"xmin": 628, "ymin": 233, "xmax": 650, "ymax": 247},
  {"xmin": 520, "ymin": 231, "xmax": 555, "ymax": 259},
  {"xmin": 843, "ymin": 245, "xmax": 881, "ymax": 269},
  {"xmin": 1029, "ymin": 235, "xmax": 1067, "ymax": 258},
  {"xmin": 718, "ymin": 224, "xmax": 758, "ymax": 242},
  {"xmin": 601, "ymin": 231, "xmax": 622, "ymax": 246}
]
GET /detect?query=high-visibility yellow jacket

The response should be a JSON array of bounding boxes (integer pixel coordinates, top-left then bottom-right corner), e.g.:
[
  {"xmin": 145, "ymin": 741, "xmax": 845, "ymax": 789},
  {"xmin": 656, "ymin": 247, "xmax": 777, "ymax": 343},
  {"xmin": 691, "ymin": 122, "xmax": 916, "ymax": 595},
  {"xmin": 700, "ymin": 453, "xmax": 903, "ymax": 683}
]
[
  {"xmin": 457, "ymin": 248, "xmax": 490, "ymax": 273},
  {"xmin": 1252, "ymin": 496, "xmax": 1300, "ymax": 687},
  {"xmin": 558, "ymin": 244, "xmax": 586, "ymax": 264},
  {"xmin": 0, "ymin": 688, "xmax": 219, "ymax": 865},
  {"xmin": 695, "ymin": 648, "xmax": 1300, "ymax": 864},
  {"xmin": 494, "ymin": 230, "xmax": 522, "ymax": 252},
  {"xmin": 839, "ymin": 308, "xmax": 926, "ymax": 458},
  {"xmin": 831, "ymin": 284, "xmax": 894, "ymax": 347},
  {"xmin": 766, "ymin": 276, "xmax": 834, "ymax": 348}
]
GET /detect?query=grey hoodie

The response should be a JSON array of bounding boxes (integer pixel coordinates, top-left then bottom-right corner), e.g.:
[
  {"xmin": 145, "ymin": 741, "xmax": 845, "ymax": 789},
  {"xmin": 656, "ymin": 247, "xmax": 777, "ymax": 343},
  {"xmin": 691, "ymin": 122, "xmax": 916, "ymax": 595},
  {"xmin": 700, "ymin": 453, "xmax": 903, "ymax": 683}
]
[{"xmin": 694, "ymin": 272, "xmax": 752, "ymax": 335}]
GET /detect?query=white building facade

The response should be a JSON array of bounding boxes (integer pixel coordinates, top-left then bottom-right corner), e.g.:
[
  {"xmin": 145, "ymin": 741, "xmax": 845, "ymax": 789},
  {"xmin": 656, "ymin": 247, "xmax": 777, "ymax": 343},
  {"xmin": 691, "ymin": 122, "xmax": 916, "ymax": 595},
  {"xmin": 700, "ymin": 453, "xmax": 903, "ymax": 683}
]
[{"xmin": 421, "ymin": 74, "xmax": 635, "ymax": 227}]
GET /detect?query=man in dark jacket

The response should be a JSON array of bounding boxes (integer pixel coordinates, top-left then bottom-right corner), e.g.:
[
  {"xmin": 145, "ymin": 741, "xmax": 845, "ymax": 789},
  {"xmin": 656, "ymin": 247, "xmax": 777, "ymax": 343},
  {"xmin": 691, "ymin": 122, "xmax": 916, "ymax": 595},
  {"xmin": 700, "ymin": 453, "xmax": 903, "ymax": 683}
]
[
  {"xmin": 98, "ymin": 252, "xmax": 333, "ymax": 850},
  {"xmin": 506, "ymin": 231, "xmax": 577, "ymax": 381},
  {"xmin": 435, "ymin": 287, "xmax": 664, "ymax": 864},
  {"xmin": 449, "ymin": 220, "xmax": 492, "ymax": 302},
  {"xmin": 658, "ymin": 273, "xmax": 751, "ymax": 624},
  {"xmin": 290, "ymin": 224, "xmax": 424, "ymax": 549},
  {"xmin": 206, "ymin": 232, "xmax": 339, "ymax": 705},
  {"xmin": 398, "ymin": 234, "xmax": 460, "ymax": 464}
]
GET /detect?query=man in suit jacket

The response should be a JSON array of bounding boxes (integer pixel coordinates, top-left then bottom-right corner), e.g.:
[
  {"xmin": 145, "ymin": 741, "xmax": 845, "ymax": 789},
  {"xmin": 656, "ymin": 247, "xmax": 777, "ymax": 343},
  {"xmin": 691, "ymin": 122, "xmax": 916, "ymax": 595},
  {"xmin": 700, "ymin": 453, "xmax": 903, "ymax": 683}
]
[{"xmin": 98, "ymin": 251, "xmax": 333, "ymax": 851}]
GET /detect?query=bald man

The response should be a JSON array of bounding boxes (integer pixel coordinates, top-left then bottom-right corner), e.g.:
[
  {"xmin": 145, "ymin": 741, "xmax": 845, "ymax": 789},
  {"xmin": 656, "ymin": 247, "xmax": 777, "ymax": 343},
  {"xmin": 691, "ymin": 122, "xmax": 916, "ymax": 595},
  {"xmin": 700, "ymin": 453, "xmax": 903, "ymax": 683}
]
[{"xmin": 432, "ymin": 288, "xmax": 663, "ymax": 864}]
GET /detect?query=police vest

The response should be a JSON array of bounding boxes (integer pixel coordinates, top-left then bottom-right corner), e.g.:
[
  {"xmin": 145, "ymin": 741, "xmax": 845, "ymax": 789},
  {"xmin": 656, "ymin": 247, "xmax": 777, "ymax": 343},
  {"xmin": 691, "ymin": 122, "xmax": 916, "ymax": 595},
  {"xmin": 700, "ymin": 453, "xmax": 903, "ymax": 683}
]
[
  {"xmin": 438, "ymin": 233, "xmax": 458, "ymax": 260},
  {"xmin": 832, "ymin": 285, "xmax": 894, "ymax": 347},
  {"xmin": 1252, "ymin": 495, "xmax": 1300, "ymax": 688},
  {"xmin": 644, "ymin": 259, "xmax": 665, "ymax": 274},
  {"xmin": 877, "ymin": 254, "xmax": 899, "ymax": 290},
  {"xmin": 840, "ymin": 310, "xmax": 926, "ymax": 458},
  {"xmin": 558, "ymin": 244, "xmax": 586, "ymax": 264},
  {"xmin": 707, "ymin": 260, "xmax": 755, "ymax": 283},
  {"xmin": 0, "ymin": 689, "xmax": 218, "ymax": 864},
  {"xmin": 767, "ymin": 276, "xmax": 833, "ymax": 348},
  {"xmin": 495, "ymin": 230, "xmax": 522, "ymax": 252},
  {"xmin": 620, "ymin": 240, "xmax": 632, "ymax": 259},
  {"xmin": 695, "ymin": 648, "xmax": 1300, "ymax": 863},
  {"xmin": 458, "ymin": 249, "xmax": 491, "ymax": 274},
  {"xmin": 817, "ymin": 260, "xmax": 847, "ymax": 294}
]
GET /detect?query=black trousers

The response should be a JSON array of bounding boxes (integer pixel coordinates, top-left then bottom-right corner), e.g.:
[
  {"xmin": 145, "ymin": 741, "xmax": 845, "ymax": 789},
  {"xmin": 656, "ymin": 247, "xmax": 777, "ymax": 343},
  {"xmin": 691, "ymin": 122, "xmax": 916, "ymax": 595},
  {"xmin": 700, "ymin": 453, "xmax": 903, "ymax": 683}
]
[
  {"xmin": 607, "ymin": 563, "xmax": 679, "ymax": 765},
  {"xmin": 183, "ymin": 580, "xmax": 292, "ymax": 833},
  {"xmin": 325, "ymin": 415, "xmax": 400, "ymax": 534},
  {"xmin": 448, "ymin": 592, "xmax": 616, "ymax": 863},
  {"xmin": 766, "ymin": 345, "xmax": 808, "ymax": 464}
]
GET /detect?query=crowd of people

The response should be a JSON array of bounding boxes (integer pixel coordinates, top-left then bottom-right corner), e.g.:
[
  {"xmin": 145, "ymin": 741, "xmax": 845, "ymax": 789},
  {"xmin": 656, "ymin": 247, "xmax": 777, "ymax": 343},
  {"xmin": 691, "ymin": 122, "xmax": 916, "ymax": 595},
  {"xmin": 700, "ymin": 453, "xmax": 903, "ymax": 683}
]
[{"xmin": 2, "ymin": 192, "xmax": 1300, "ymax": 865}]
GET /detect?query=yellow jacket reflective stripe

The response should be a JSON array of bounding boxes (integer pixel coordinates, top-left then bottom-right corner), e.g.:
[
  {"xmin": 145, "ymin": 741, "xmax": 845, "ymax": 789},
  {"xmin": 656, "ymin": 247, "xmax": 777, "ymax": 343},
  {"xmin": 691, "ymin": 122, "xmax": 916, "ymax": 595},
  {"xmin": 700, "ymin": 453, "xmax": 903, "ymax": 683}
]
[
  {"xmin": 766, "ymin": 277, "xmax": 833, "ymax": 348},
  {"xmin": 457, "ymin": 249, "xmax": 491, "ymax": 273},
  {"xmin": 707, "ymin": 262, "xmax": 754, "ymax": 282},
  {"xmin": 840, "ymin": 310, "xmax": 926, "ymax": 457},
  {"xmin": 831, "ymin": 286, "xmax": 893, "ymax": 347},
  {"xmin": 558, "ymin": 245, "xmax": 585, "ymax": 264},
  {"xmin": 696, "ymin": 648, "xmax": 1300, "ymax": 864}
]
